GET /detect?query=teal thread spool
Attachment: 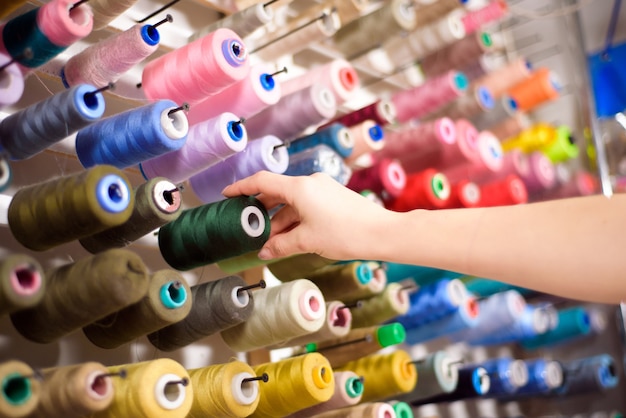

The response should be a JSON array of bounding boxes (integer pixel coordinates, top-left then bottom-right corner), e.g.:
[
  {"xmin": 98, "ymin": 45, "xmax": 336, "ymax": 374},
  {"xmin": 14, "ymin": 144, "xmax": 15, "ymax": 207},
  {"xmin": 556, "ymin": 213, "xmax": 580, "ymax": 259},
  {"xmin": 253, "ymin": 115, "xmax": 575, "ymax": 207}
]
[
  {"xmin": 390, "ymin": 401, "xmax": 413, "ymax": 418},
  {"xmin": 464, "ymin": 277, "xmax": 533, "ymax": 298},
  {"xmin": 384, "ymin": 262, "xmax": 462, "ymax": 286},
  {"xmin": 158, "ymin": 196, "xmax": 270, "ymax": 271},
  {"xmin": 521, "ymin": 306, "xmax": 591, "ymax": 350}
]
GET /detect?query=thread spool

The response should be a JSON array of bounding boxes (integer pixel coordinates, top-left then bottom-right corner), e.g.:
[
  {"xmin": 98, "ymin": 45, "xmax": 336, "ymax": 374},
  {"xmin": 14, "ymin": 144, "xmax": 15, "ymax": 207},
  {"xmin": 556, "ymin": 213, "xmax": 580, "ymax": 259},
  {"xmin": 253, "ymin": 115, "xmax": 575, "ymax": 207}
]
[
  {"xmin": 366, "ymin": 262, "xmax": 388, "ymax": 295},
  {"xmin": 384, "ymin": 262, "xmax": 458, "ymax": 285},
  {"xmin": 0, "ymin": 254, "xmax": 45, "ymax": 317},
  {"xmin": 0, "ymin": 0, "xmax": 30, "ymax": 20},
  {"xmin": 244, "ymin": 83, "xmax": 336, "ymax": 141},
  {"xmin": 331, "ymin": 0, "xmax": 416, "ymax": 57},
  {"xmin": 253, "ymin": 9, "xmax": 340, "ymax": 62},
  {"xmin": 189, "ymin": 135, "xmax": 288, "ymax": 203},
  {"xmin": 414, "ymin": 0, "xmax": 466, "ymax": 25},
  {"xmin": 158, "ymin": 195, "xmax": 269, "ymax": 271},
  {"xmin": 405, "ymin": 297, "xmax": 479, "ymax": 345},
  {"xmin": 222, "ymin": 279, "xmax": 326, "ymax": 352},
  {"xmin": 10, "ymin": 249, "xmax": 149, "ymax": 344},
  {"xmin": 89, "ymin": 0, "xmax": 137, "ymax": 30},
  {"xmin": 392, "ymin": 71, "xmax": 469, "ymax": 123},
  {"xmin": 472, "ymin": 58, "xmax": 533, "ymax": 99},
  {"xmin": 510, "ymin": 359, "xmax": 564, "ymax": 397},
  {"xmin": 76, "ymin": 100, "xmax": 188, "ymax": 169},
  {"xmin": 464, "ymin": 277, "xmax": 532, "ymax": 298},
  {"xmin": 506, "ymin": 68, "xmax": 561, "ymax": 112},
  {"xmin": 386, "ymin": 169, "xmax": 451, "ymax": 211},
  {"xmin": 411, "ymin": 366, "xmax": 490, "ymax": 405},
  {"xmin": 188, "ymin": 361, "xmax": 261, "ymax": 418},
  {"xmin": 284, "ymin": 144, "xmax": 352, "ymax": 185},
  {"xmin": 390, "ymin": 401, "xmax": 413, "ymax": 418},
  {"xmin": 278, "ymin": 300, "xmax": 352, "ymax": 348},
  {"xmin": 91, "ymin": 359, "xmax": 193, "ymax": 418},
  {"xmin": 502, "ymin": 123, "xmax": 559, "ymax": 153},
  {"xmin": 147, "ymin": 275, "xmax": 254, "ymax": 352},
  {"xmin": 479, "ymin": 174, "xmax": 528, "ymax": 207},
  {"xmin": 521, "ymin": 306, "xmax": 592, "ymax": 350},
  {"xmin": 556, "ymin": 355, "xmax": 619, "ymax": 396},
  {"xmin": 190, "ymin": 2, "xmax": 274, "ymax": 41},
  {"xmin": 542, "ymin": 125, "xmax": 579, "ymax": 163},
  {"xmin": 281, "ymin": 59, "xmax": 359, "ymax": 105},
  {"xmin": 488, "ymin": 114, "xmax": 531, "ymax": 141},
  {"xmin": 421, "ymin": 31, "xmax": 494, "ymax": 79},
  {"xmin": 429, "ymin": 85, "xmax": 495, "ymax": 121},
  {"xmin": 140, "ymin": 112, "xmax": 247, "ymax": 184},
  {"xmin": 288, "ymin": 371, "xmax": 363, "ymax": 418},
  {"xmin": 311, "ymin": 323, "xmax": 406, "ymax": 368},
  {"xmin": 79, "ymin": 178, "xmax": 182, "ymax": 253},
  {"xmin": 351, "ymin": 283, "xmax": 410, "ymax": 328},
  {"xmin": 473, "ymin": 95, "xmax": 520, "ymax": 132},
  {"xmin": 344, "ymin": 120, "xmax": 385, "ymax": 163},
  {"xmin": 478, "ymin": 357, "xmax": 529, "ymax": 397},
  {"xmin": 35, "ymin": 362, "xmax": 114, "ymax": 417},
  {"xmin": 0, "ymin": 51, "xmax": 24, "ymax": 109},
  {"xmin": 347, "ymin": 158, "xmax": 406, "ymax": 199},
  {"xmin": 267, "ymin": 254, "xmax": 337, "ymax": 282},
  {"xmin": 304, "ymin": 261, "xmax": 373, "ymax": 301},
  {"xmin": 518, "ymin": 151, "xmax": 556, "ymax": 194},
  {"xmin": 440, "ymin": 130, "xmax": 503, "ymax": 183},
  {"xmin": 377, "ymin": 118, "xmax": 457, "ymax": 170},
  {"xmin": 313, "ymin": 402, "xmax": 396, "ymax": 418},
  {"xmin": 0, "ymin": 84, "xmax": 105, "ymax": 160},
  {"xmin": 289, "ymin": 124, "xmax": 354, "ymax": 159},
  {"xmin": 398, "ymin": 351, "xmax": 459, "ymax": 403},
  {"xmin": 461, "ymin": 0, "xmax": 508, "ymax": 35},
  {"xmin": 186, "ymin": 65, "xmax": 282, "ymax": 126},
  {"xmin": 83, "ymin": 270, "xmax": 191, "ymax": 349},
  {"xmin": 142, "ymin": 28, "xmax": 249, "ymax": 105},
  {"xmin": 62, "ymin": 23, "xmax": 161, "ymax": 88},
  {"xmin": 8, "ymin": 165, "xmax": 134, "ymax": 251},
  {"xmin": 0, "ymin": 360, "xmax": 41, "ymax": 418},
  {"xmin": 321, "ymin": 100, "xmax": 397, "ymax": 131},
  {"xmin": 337, "ymin": 349, "xmax": 417, "ymax": 402},
  {"xmin": 440, "ymin": 180, "xmax": 482, "ymax": 209},
  {"xmin": 1, "ymin": 0, "xmax": 93, "ymax": 69}
]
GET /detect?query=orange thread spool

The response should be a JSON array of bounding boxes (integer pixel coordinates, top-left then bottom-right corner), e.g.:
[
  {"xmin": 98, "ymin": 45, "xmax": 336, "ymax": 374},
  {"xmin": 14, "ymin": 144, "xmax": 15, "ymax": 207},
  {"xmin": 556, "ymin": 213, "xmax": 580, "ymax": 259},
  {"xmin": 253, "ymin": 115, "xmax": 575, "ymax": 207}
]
[{"xmin": 507, "ymin": 68, "xmax": 561, "ymax": 112}]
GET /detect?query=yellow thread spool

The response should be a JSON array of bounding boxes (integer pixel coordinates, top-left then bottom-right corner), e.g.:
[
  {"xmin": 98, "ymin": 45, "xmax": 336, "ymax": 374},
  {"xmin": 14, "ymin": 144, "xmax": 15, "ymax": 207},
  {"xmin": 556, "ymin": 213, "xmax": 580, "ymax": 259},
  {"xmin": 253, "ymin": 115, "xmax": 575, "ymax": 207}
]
[
  {"xmin": 337, "ymin": 350, "xmax": 417, "ymax": 402},
  {"xmin": 90, "ymin": 359, "xmax": 193, "ymax": 418},
  {"xmin": 351, "ymin": 283, "xmax": 410, "ymax": 328},
  {"xmin": 36, "ymin": 362, "xmax": 113, "ymax": 417},
  {"xmin": 251, "ymin": 353, "xmax": 334, "ymax": 418},
  {"xmin": 0, "ymin": 360, "xmax": 40, "ymax": 418},
  {"xmin": 188, "ymin": 361, "xmax": 260, "ymax": 418},
  {"xmin": 502, "ymin": 123, "xmax": 556, "ymax": 153}
]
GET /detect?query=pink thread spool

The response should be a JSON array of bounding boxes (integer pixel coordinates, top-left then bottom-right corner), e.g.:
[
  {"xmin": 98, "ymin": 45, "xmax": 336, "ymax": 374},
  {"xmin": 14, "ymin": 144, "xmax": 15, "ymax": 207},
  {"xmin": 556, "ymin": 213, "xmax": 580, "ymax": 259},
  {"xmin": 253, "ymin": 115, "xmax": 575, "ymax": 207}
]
[
  {"xmin": 440, "ymin": 180, "xmax": 482, "ymax": 209},
  {"xmin": 186, "ymin": 64, "xmax": 282, "ymax": 126},
  {"xmin": 472, "ymin": 58, "xmax": 533, "ymax": 99},
  {"xmin": 420, "ymin": 31, "xmax": 495, "ymax": 79},
  {"xmin": 498, "ymin": 150, "xmax": 531, "ymax": 180},
  {"xmin": 479, "ymin": 174, "xmax": 528, "ymax": 207},
  {"xmin": 518, "ymin": 151, "xmax": 556, "ymax": 194},
  {"xmin": 427, "ymin": 85, "xmax": 495, "ymax": 121},
  {"xmin": 347, "ymin": 158, "xmax": 407, "ymax": 199},
  {"xmin": 62, "ymin": 24, "xmax": 160, "ymax": 88},
  {"xmin": 377, "ymin": 118, "xmax": 456, "ymax": 171},
  {"xmin": 344, "ymin": 120, "xmax": 385, "ymax": 165},
  {"xmin": 244, "ymin": 83, "xmax": 336, "ymax": 141},
  {"xmin": 37, "ymin": 0, "xmax": 93, "ymax": 47},
  {"xmin": 488, "ymin": 113, "xmax": 531, "ymax": 141},
  {"xmin": 441, "ymin": 130, "xmax": 503, "ymax": 183},
  {"xmin": 392, "ymin": 71, "xmax": 469, "ymax": 123},
  {"xmin": 142, "ymin": 28, "xmax": 249, "ymax": 105},
  {"xmin": 0, "ymin": 52, "xmax": 24, "ymax": 108},
  {"xmin": 320, "ymin": 100, "xmax": 397, "ymax": 129},
  {"xmin": 139, "ymin": 112, "xmax": 247, "ymax": 184},
  {"xmin": 281, "ymin": 59, "xmax": 360, "ymax": 105},
  {"xmin": 461, "ymin": 0, "xmax": 508, "ymax": 35}
]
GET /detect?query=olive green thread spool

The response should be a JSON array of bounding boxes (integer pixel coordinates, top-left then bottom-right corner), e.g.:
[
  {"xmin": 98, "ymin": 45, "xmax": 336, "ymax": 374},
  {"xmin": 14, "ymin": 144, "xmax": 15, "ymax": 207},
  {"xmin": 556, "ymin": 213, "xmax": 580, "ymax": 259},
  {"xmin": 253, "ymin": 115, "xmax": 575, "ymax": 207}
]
[
  {"xmin": 0, "ymin": 254, "xmax": 45, "ymax": 317},
  {"xmin": 10, "ymin": 249, "xmax": 149, "ymax": 344},
  {"xmin": 351, "ymin": 283, "xmax": 411, "ymax": 328},
  {"xmin": 267, "ymin": 254, "xmax": 337, "ymax": 282},
  {"xmin": 0, "ymin": 360, "xmax": 41, "ymax": 418},
  {"xmin": 158, "ymin": 196, "xmax": 270, "ymax": 271},
  {"xmin": 8, "ymin": 165, "xmax": 134, "ymax": 251},
  {"xmin": 80, "ymin": 177, "xmax": 183, "ymax": 253},
  {"xmin": 305, "ymin": 261, "xmax": 374, "ymax": 303},
  {"xmin": 83, "ymin": 269, "xmax": 192, "ymax": 349}
]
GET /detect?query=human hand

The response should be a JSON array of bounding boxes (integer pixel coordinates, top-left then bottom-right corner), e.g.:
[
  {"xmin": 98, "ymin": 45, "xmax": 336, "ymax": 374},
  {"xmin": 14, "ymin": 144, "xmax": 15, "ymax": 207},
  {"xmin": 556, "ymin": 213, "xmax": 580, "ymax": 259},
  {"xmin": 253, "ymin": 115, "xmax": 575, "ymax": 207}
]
[{"xmin": 222, "ymin": 171, "xmax": 395, "ymax": 261}]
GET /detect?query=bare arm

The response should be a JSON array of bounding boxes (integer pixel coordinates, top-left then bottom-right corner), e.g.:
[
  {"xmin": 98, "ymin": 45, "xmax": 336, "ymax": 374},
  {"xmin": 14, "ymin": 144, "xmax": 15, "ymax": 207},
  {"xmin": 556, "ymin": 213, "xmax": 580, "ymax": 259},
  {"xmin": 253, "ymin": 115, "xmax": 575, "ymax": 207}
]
[{"xmin": 223, "ymin": 171, "xmax": 626, "ymax": 304}]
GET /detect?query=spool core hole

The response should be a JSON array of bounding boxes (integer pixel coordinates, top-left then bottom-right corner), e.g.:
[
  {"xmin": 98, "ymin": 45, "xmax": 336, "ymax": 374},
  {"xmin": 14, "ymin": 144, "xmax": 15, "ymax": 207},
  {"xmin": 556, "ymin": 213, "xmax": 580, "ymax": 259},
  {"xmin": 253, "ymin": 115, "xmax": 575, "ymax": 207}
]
[
  {"xmin": 91, "ymin": 376, "xmax": 109, "ymax": 397},
  {"xmin": 163, "ymin": 381, "xmax": 183, "ymax": 402},
  {"xmin": 108, "ymin": 183, "xmax": 123, "ymax": 203},
  {"xmin": 308, "ymin": 295, "xmax": 321, "ymax": 313},
  {"xmin": 2, "ymin": 376, "xmax": 29, "ymax": 405},
  {"xmin": 167, "ymin": 283, "xmax": 185, "ymax": 304},
  {"xmin": 232, "ymin": 42, "xmax": 242, "ymax": 57},
  {"xmin": 229, "ymin": 121, "xmax": 244, "ymax": 140},
  {"xmin": 383, "ymin": 411, "xmax": 393, "ymax": 418},
  {"xmin": 83, "ymin": 91, "xmax": 100, "ymax": 110},
  {"xmin": 240, "ymin": 379, "xmax": 256, "ymax": 398},
  {"xmin": 332, "ymin": 306, "xmax": 349, "ymax": 327},
  {"xmin": 15, "ymin": 267, "xmax": 37, "ymax": 292},
  {"xmin": 607, "ymin": 364, "xmax": 616, "ymax": 377},
  {"xmin": 68, "ymin": 4, "xmax": 91, "ymax": 26},
  {"xmin": 247, "ymin": 212, "xmax": 260, "ymax": 231}
]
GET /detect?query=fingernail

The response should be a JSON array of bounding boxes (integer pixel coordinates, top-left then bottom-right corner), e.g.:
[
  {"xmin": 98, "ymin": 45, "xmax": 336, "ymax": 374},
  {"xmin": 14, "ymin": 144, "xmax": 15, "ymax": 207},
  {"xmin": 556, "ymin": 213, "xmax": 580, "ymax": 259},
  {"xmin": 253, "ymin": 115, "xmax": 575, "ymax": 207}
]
[{"xmin": 258, "ymin": 248, "xmax": 272, "ymax": 260}]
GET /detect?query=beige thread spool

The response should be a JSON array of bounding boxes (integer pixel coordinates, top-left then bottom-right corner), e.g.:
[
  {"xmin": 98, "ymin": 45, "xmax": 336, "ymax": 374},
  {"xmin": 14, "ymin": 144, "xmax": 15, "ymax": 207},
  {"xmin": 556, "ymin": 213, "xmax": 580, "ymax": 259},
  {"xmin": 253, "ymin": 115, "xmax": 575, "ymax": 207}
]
[{"xmin": 0, "ymin": 360, "xmax": 41, "ymax": 418}]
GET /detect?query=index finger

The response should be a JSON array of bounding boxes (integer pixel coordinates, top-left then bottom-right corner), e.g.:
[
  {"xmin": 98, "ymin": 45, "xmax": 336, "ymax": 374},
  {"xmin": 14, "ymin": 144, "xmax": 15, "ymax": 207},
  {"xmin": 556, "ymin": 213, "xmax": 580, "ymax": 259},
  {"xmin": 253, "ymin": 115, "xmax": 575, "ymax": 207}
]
[{"xmin": 221, "ymin": 171, "xmax": 293, "ymax": 203}]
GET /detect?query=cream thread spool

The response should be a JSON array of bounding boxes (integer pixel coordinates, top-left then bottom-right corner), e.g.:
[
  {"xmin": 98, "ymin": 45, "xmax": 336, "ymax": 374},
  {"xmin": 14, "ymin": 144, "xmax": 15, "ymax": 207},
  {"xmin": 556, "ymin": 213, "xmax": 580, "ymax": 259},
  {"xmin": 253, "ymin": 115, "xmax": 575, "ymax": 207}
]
[
  {"xmin": 0, "ymin": 360, "xmax": 41, "ymax": 418},
  {"xmin": 0, "ymin": 254, "xmax": 45, "ymax": 317}
]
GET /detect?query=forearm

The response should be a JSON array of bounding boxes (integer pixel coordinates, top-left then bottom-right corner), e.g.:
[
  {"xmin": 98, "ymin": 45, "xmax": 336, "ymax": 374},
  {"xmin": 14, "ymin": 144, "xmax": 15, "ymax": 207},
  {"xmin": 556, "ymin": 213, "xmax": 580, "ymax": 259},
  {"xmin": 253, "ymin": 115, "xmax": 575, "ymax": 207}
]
[{"xmin": 377, "ymin": 195, "xmax": 626, "ymax": 304}]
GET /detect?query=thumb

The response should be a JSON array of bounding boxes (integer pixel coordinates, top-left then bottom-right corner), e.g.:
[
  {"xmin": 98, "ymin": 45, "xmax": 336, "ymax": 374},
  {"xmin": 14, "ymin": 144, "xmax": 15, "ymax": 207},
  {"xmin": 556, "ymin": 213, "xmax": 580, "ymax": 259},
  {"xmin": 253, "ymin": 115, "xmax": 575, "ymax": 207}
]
[{"xmin": 258, "ymin": 231, "xmax": 303, "ymax": 260}]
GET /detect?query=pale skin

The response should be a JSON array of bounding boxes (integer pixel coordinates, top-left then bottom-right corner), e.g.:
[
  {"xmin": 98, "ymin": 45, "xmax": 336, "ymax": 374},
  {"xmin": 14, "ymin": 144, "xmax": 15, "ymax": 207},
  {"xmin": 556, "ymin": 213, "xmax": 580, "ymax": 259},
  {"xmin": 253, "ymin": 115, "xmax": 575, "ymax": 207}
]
[{"xmin": 222, "ymin": 171, "xmax": 626, "ymax": 304}]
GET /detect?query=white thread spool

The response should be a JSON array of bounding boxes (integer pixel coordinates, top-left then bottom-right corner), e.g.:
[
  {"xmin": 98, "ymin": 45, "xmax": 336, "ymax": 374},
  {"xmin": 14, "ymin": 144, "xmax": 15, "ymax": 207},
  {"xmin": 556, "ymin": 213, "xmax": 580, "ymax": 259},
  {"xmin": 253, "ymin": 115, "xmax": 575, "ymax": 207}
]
[{"xmin": 89, "ymin": 0, "xmax": 138, "ymax": 30}]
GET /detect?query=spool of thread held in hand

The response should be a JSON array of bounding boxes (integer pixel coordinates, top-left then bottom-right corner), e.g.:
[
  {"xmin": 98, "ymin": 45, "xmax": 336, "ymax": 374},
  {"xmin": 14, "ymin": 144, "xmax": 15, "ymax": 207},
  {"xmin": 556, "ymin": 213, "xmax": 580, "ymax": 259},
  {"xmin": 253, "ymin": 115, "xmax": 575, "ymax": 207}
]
[
  {"xmin": 0, "ymin": 254, "xmax": 45, "ymax": 317},
  {"xmin": 0, "ymin": 360, "xmax": 41, "ymax": 418}
]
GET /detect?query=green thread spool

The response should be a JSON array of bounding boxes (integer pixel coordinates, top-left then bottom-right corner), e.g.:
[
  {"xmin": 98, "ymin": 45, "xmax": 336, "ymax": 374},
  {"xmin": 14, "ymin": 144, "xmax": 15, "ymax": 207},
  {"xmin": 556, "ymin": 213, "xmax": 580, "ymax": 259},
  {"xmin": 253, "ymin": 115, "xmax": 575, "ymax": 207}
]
[
  {"xmin": 217, "ymin": 250, "xmax": 279, "ymax": 274},
  {"xmin": 148, "ymin": 275, "xmax": 254, "ymax": 352},
  {"xmin": 158, "ymin": 196, "xmax": 270, "ymax": 271},
  {"xmin": 351, "ymin": 283, "xmax": 411, "ymax": 328},
  {"xmin": 83, "ymin": 270, "xmax": 192, "ymax": 349},
  {"xmin": 267, "ymin": 254, "xmax": 337, "ymax": 282},
  {"xmin": 541, "ymin": 125, "xmax": 579, "ymax": 163},
  {"xmin": 0, "ymin": 360, "xmax": 40, "ymax": 418},
  {"xmin": 397, "ymin": 351, "xmax": 459, "ymax": 403},
  {"xmin": 80, "ymin": 178, "xmax": 183, "ymax": 253},
  {"xmin": 0, "ymin": 254, "xmax": 45, "ymax": 316},
  {"xmin": 10, "ymin": 249, "xmax": 149, "ymax": 344},
  {"xmin": 389, "ymin": 401, "xmax": 414, "ymax": 418},
  {"xmin": 305, "ymin": 261, "xmax": 373, "ymax": 302},
  {"xmin": 8, "ymin": 165, "xmax": 134, "ymax": 251}
]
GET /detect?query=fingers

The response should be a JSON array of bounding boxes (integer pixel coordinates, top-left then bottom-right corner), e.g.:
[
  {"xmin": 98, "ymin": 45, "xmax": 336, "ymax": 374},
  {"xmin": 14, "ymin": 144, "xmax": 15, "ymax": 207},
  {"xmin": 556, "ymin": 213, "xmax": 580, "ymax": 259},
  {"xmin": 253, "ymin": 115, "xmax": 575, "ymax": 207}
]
[
  {"xmin": 222, "ymin": 171, "xmax": 292, "ymax": 203},
  {"xmin": 269, "ymin": 205, "xmax": 300, "ymax": 237},
  {"xmin": 258, "ymin": 231, "xmax": 305, "ymax": 260}
]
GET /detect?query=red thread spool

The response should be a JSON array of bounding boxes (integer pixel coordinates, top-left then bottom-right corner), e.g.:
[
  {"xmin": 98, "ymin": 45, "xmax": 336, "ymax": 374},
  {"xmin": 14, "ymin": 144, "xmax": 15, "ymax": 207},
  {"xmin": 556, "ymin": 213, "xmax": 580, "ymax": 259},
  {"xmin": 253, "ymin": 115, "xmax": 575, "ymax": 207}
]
[
  {"xmin": 320, "ymin": 99, "xmax": 397, "ymax": 129},
  {"xmin": 441, "ymin": 130, "xmax": 503, "ymax": 183},
  {"xmin": 386, "ymin": 168, "xmax": 450, "ymax": 211},
  {"xmin": 506, "ymin": 68, "xmax": 561, "ymax": 112},
  {"xmin": 347, "ymin": 158, "xmax": 407, "ymax": 199},
  {"xmin": 440, "ymin": 180, "xmax": 482, "ymax": 209},
  {"xmin": 479, "ymin": 174, "xmax": 528, "ymax": 207}
]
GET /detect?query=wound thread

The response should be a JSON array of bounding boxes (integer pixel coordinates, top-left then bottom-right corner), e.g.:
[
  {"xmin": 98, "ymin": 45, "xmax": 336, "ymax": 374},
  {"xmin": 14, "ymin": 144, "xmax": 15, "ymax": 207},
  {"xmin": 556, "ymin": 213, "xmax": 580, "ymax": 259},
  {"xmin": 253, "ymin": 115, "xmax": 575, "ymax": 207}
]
[
  {"xmin": 0, "ymin": 360, "xmax": 40, "ymax": 418},
  {"xmin": 0, "ymin": 254, "xmax": 45, "ymax": 316},
  {"xmin": 351, "ymin": 283, "xmax": 411, "ymax": 328}
]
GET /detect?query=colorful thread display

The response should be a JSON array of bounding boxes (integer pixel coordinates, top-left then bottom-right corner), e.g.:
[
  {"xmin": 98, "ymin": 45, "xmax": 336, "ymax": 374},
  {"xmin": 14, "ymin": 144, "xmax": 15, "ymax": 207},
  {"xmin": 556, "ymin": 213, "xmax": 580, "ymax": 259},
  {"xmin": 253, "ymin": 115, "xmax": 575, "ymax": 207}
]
[{"xmin": 0, "ymin": 254, "xmax": 45, "ymax": 317}]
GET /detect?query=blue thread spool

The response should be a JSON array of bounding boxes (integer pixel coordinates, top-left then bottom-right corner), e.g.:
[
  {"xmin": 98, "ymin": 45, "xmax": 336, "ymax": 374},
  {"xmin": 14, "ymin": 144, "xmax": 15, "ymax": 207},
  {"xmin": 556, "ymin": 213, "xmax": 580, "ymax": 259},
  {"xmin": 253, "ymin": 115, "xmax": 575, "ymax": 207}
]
[
  {"xmin": 0, "ymin": 84, "xmax": 105, "ymax": 160},
  {"xmin": 383, "ymin": 262, "xmax": 462, "ymax": 286},
  {"xmin": 514, "ymin": 359, "xmax": 564, "ymax": 396},
  {"xmin": 410, "ymin": 366, "xmax": 490, "ymax": 405},
  {"xmin": 521, "ymin": 306, "xmax": 591, "ymax": 350},
  {"xmin": 288, "ymin": 123, "xmax": 354, "ymax": 158},
  {"xmin": 76, "ymin": 100, "xmax": 189, "ymax": 169},
  {"xmin": 556, "ymin": 354, "xmax": 619, "ymax": 396},
  {"xmin": 479, "ymin": 357, "xmax": 529, "ymax": 397},
  {"xmin": 284, "ymin": 144, "xmax": 352, "ymax": 185},
  {"xmin": 464, "ymin": 277, "xmax": 533, "ymax": 298},
  {"xmin": 404, "ymin": 297, "xmax": 479, "ymax": 345}
]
